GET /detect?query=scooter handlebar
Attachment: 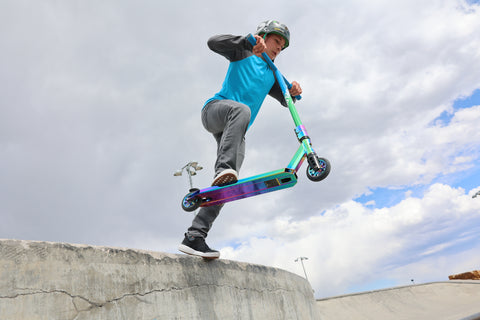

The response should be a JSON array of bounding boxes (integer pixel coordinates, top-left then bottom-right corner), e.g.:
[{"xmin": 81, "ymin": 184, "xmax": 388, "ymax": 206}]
[{"xmin": 246, "ymin": 33, "xmax": 302, "ymax": 101}]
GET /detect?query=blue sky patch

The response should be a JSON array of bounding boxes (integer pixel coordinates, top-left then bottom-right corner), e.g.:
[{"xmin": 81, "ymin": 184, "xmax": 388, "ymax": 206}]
[
  {"xmin": 359, "ymin": 89, "xmax": 480, "ymax": 209},
  {"xmin": 438, "ymin": 160, "xmax": 480, "ymax": 191},
  {"xmin": 355, "ymin": 185, "xmax": 425, "ymax": 209},
  {"xmin": 356, "ymin": 162, "xmax": 480, "ymax": 209},
  {"xmin": 433, "ymin": 89, "xmax": 480, "ymax": 126}
]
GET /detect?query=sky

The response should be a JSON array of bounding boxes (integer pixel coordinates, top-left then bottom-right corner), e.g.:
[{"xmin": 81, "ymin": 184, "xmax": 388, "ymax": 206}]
[{"xmin": 1, "ymin": 0, "xmax": 480, "ymax": 299}]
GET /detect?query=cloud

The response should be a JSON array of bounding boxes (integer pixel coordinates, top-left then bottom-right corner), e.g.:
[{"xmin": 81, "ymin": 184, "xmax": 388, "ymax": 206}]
[{"xmin": 221, "ymin": 183, "xmax": 480, "ymax": 297}]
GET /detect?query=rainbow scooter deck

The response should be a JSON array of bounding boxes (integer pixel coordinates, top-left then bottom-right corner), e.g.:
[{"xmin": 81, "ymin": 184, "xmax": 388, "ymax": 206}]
[
  {"xmin": 182, "ymin": 168, "xmax": 297, "ymax": 211},
  {"xmin": 180, "ymin": 33, "xmax": 331, "ymax": 212}
]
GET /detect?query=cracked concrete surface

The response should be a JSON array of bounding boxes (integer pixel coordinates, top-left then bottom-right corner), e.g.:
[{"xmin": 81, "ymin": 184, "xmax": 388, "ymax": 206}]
[{"xmin": 0, "ymin": 239, "xmax": 317, "ymax": 320}]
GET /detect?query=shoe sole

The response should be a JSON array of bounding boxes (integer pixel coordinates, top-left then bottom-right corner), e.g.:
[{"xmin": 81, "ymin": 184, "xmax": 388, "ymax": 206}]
[
  {"xmin": 212, "ymin": 170, "xmax": 238, "ymax": 187},
  {"xmin": 178, "ymin": 244, "xmax": 220, "ymax": 259}
]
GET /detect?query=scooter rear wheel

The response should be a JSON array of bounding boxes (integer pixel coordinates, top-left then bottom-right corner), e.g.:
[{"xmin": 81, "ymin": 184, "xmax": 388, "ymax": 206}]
[
  {"xmin": 306, "ymin": 157, "xmax": 331, "ymax": 182},
  {"xmin": 181, "ymin": 189, "xmax": 201, "ymax": 212}
]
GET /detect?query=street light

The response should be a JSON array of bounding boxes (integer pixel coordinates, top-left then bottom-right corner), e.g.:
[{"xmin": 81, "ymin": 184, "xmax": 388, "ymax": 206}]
[
  {"xmin": 295, "ymin": 257, "xmax": 310, "ymax": 283},
  {"xmin": 473, "ymin": 190, "xmax": 480, "ymax": 199},
  {"xmin": 174, "ymin": 161, "xmax": 203, "ymax": 191}
]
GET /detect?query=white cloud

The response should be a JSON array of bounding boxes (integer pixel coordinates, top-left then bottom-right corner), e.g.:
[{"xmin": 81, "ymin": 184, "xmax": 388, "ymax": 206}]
[{"xmin": 221, "ymin": 184, "xmax": 480, "ymax": 297}]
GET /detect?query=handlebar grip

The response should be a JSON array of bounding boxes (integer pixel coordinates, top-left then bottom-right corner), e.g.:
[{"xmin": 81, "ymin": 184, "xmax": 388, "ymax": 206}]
[
  {"xmin": 247, "ymin": 33, "xmax": 257, "ymax": 46},
  {"xmin": 283, "ymin": 77, "xmax": 302, "ymax": 101}
]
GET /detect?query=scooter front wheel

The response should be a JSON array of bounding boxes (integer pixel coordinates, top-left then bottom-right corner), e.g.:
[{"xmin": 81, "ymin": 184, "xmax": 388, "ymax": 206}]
[
  {"xmin": 181, "ymin": 189, "xmax": 201, "ymax": 212},
  {"xmin": 306, "ymin": 157, "xmax": 331, "ymax": 182}
]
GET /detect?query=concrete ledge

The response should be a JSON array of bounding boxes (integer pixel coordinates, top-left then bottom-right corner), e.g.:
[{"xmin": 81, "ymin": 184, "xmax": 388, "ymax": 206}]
[
  {"xmin": 316, "ymin": 281, "xmax": 480, "ymax": 320},
  {"xmin": 0, "ymin": 239, "xmax": 317, "ymax": 320}
]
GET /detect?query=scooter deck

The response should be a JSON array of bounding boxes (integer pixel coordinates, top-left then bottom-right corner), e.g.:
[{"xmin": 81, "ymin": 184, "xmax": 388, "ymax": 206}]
[{"xmin": 197, "ymin": 168, "xmax": 298, "ymax": 207}]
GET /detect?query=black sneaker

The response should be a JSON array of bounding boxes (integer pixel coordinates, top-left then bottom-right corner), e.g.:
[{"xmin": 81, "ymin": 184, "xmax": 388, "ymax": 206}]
[{"xmin": 178, "ymin": 233, "xmax": 220, "ymax": 259}]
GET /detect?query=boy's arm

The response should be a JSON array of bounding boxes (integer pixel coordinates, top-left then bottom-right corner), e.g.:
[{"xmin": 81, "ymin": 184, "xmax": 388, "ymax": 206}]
[
  {"xmin": 207, "ymin": 35, "xmax": 253, "ymax": 62},
  {"xmin": 269, "ymin": 81, "xmax": 301, "ymax": 107},
  {"xmin": 269, "ymin": 82, "xmax": 289, "ymax": 107}
]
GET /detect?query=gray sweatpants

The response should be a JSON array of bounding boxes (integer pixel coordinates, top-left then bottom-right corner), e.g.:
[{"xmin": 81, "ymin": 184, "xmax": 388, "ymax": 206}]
[{"xmin": 187, "ymin": 99, "xmax": 251, "ymax": 239}]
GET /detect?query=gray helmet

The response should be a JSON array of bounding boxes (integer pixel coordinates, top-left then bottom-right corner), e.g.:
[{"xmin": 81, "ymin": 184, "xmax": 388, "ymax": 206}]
[{"xmin": 255, "ymin": 20, "xmax": 290, "ymax": 49}]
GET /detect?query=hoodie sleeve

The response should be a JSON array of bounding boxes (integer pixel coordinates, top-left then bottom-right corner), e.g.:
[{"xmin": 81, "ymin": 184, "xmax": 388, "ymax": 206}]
[
  {"xmin": 207, "ymin": 34, "xmax": 254, "ymax": 62},
  {"xmin": 269, "ymin": 80, "xmax": 296, "ymax": 107}
]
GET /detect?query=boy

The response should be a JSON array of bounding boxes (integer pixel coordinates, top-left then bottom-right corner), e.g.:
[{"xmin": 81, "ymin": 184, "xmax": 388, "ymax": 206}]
[{"xmin": 179, "ymin": 20, "xmax": 302, "ymax": 259}]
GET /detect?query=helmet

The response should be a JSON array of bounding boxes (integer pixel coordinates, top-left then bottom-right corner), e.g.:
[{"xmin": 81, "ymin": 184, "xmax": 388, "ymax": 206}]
[{"xmin": 255, "ymin": 20, "xmax": 290, "ymax": 49}]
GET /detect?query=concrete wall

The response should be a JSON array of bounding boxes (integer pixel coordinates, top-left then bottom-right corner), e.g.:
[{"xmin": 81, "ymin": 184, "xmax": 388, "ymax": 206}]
[
  {"xmin": 0, "ymin": 239, "xmax": 317, "ymax": 320},
  {"xmin": 316, "ymin": 281, "xmax": 480, "ymax": 320}
]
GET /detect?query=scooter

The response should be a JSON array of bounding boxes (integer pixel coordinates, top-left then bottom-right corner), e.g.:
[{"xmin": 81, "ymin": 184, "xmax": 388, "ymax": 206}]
[{"xmin": 180, "ymin": 34, "xmax": 331, "ymax": 212}]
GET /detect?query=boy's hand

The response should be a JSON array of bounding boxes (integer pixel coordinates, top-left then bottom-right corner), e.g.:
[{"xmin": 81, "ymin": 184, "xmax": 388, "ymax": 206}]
[
  {"xmin": 252, "ymin": 35, "xmax": 267, "ymax": 56},
  {"xmin": 289, "ymin": 81, "xmax": 302, "ymax": 97}
]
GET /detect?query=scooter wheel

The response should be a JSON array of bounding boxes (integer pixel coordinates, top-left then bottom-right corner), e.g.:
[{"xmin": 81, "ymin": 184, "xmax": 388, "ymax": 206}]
[
  {"xmin": 181, "ymin": 189, "xmax": 201, "ymax": 212},
  {"xmin": 306, "ymin": 157, "xmax": 331, "ymax": 182}
]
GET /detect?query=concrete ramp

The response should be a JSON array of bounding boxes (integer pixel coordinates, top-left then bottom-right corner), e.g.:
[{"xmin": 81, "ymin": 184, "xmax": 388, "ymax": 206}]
[
  {"xmin": 316, "ymin": 281, "xmax": 480, "ymax": 320},
  {"xmin": 0, "ymin": 239, "xmax": 317, "ymax": 320}
]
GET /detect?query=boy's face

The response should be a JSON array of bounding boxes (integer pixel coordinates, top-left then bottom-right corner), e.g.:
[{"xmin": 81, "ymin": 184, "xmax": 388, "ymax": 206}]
[{"xmin": 264, "ymin": 33, "xmax": 286, "ymax": 60}]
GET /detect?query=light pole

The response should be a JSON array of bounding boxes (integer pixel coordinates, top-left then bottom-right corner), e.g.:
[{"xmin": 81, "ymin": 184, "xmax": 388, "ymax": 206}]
[
  {"xmin": 295, "ymin": 257, "xmax": 310, "ymax": 283},
  {"xmin": 473, "ymin": 190, "xmax": 480, "ymax": 199},
  {"xmin": 174, "ymin": 161, "xmax": 203, "ymax": 191}
]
